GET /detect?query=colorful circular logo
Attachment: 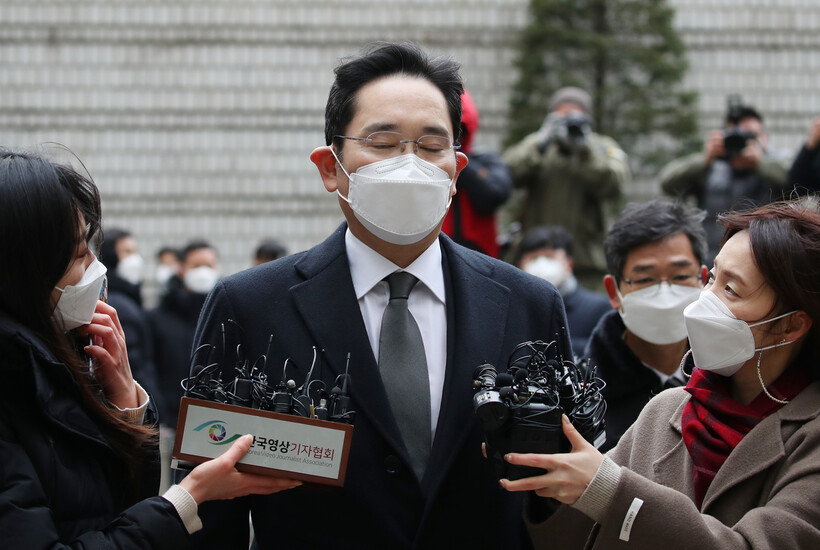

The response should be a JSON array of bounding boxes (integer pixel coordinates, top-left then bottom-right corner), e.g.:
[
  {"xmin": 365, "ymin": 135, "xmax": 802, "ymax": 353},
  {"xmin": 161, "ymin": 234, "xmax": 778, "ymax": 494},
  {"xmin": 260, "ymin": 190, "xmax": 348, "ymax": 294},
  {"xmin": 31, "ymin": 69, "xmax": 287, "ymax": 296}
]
[{"xmin": 208, "ymin": 423, "xmax": 227, "ymax": 442}]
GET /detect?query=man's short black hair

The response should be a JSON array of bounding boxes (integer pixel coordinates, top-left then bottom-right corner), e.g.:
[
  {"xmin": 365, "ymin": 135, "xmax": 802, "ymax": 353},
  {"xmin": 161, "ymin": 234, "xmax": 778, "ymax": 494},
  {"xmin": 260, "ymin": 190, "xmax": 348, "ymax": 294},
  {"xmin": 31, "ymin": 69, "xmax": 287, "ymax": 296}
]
[
  {"xmin": 324, "ymin": 42, "xmax": 464, "ymax": 149},
  {"xmin": 157, "ymin": 246, "xmax": 181, "ymax": 261},
  {"xmin": 604, "ymin": 200, "xmax": 707, "ymax": 282},
  {"xmin": 727, "ymin": 106, "xmax": 763, "ymax": 126},
  {"xmin": 255, "ymin": 239, "xmax": 287, "ymax": 262},
  {"xmin": 516, "ymin": 226, "xmax": 574, "ymax": 266},
  {"xmin": 182, "ymin": 240, "xmax": 215, "ymax": 262}
]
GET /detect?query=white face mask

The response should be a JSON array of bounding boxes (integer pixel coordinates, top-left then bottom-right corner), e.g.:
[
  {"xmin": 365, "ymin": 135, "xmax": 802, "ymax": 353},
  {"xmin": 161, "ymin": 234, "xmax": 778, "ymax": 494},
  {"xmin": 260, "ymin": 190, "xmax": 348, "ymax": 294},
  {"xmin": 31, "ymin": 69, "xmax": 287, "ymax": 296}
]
[
  {"xmin": 618, "ymin": 283, "xmax": 702, "ymax": 345},
  {"xmin": 116, "ymin": 253, "xmax": 144, "ymax": 285},
  {"xmin": 155, "ymin": 264, "xmax": 176, "ymax": 286},
  {"xmin": 184, "ymin": 266, "xmax": 219, "ymax": 294},
  {"xmin": 683, "ymin": 290, "xmax": 797, "ymax": 376},
  {"xmin": 332, "ymin": 152, "xmax": 454, "ymax": 245},
  {"xmin": 52, "ymin": 257, "xmax": 107, "ymax": 332},
  {"xmin": 524, "ymin": 256, "xmax": 568, "ymax": 288}
]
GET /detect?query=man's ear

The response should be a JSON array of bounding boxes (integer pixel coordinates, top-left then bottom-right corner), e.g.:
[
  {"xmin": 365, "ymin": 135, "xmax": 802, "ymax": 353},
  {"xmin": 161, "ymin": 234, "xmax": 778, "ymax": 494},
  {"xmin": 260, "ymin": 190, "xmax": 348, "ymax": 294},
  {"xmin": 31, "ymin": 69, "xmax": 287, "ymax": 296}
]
[
  {"xmin": 604, "ymin": 275, "xmax": 621, "ymax": 311},
  {"xmin": 310, "ymin": 146, "xmax": 341, "ymax": 192},
  {"xmin": 449, "ymin": 152, "xmax": 469, "ymax": 198},
  {"xmin": 455, "ymin": 151, "xmax": 469, "ymax": 176}
]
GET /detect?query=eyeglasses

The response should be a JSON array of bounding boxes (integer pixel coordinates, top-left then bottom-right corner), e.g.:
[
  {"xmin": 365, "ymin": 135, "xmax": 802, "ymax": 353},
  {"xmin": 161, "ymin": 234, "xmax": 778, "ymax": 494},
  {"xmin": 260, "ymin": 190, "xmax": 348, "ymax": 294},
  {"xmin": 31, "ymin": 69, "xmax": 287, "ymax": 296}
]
[
  {"xmin": 334, "ymin": 131, "xmax": 460, "ymax": 162},
  {"xmin": 621, "ymin": 274, "xmax": 701, "ymax": 291}
]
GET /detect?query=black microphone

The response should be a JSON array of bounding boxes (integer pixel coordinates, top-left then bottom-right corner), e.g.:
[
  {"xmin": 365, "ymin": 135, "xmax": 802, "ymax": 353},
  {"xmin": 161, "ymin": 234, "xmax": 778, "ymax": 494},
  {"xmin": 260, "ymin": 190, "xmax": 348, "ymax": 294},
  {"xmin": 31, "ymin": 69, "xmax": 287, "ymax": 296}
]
[{"xmin": 330, "ymin": 353, "xmax": 352, "ymax": 419}]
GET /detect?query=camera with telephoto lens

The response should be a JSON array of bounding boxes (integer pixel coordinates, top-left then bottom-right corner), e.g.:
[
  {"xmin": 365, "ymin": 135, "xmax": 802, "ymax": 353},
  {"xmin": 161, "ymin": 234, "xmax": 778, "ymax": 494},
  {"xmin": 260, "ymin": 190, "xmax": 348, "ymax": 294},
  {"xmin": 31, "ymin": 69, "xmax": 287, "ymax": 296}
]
[
  {"xmin": 721, "ymin": 93, "xmax": 757, "ymax": 159},
  {"xmin": 473, "ymin": 340, "xmax": 606, "ymax": 480},
  {"xmin": 722, "ymin": 127, "xmax": 756, "ymax": 159},
  {"xmin": 552, "ymin": 112, "xmax": 591, "ymax": 153}
]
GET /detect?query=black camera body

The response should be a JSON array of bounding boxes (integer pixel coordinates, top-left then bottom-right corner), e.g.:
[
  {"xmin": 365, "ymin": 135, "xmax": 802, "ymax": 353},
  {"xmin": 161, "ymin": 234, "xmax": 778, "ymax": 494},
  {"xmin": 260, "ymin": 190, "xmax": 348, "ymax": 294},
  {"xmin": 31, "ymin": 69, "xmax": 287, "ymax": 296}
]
[
  {"xmin": 722, "ymin": 128, "xmax": 756, "ymax": 159},
  {"xmin": 473, "ymin": 341, "xmax": 606, "ymax": 480},
  {"xmin": 553, "ymin": 113, "xmax": 591, "ymax": 154}
]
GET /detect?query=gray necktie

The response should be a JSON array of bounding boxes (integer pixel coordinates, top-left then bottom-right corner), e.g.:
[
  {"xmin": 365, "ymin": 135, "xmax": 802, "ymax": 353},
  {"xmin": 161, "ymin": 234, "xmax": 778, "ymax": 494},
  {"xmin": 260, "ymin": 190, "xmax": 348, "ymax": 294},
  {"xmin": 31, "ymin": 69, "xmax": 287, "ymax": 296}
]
[{"xmin": 378, "ymin": 271, "xmax": 431, "ymax": 481}]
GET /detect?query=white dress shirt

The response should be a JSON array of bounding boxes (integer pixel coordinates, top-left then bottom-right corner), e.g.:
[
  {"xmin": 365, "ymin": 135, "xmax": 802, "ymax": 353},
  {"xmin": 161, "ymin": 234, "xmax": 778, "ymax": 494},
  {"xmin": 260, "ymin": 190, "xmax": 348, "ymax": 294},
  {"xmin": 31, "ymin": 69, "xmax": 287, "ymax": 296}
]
[{"xmin": 345, "ymin": 229, "xmax": 447, "ymax": 442}]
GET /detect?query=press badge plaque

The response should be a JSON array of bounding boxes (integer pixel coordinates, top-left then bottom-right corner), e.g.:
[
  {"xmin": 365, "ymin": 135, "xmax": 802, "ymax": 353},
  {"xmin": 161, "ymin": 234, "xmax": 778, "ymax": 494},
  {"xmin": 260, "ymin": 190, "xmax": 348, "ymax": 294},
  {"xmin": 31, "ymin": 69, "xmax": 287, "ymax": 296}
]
[{"xmin": 172, "ymin": 397, "xmax": 354, "ymax": 487}]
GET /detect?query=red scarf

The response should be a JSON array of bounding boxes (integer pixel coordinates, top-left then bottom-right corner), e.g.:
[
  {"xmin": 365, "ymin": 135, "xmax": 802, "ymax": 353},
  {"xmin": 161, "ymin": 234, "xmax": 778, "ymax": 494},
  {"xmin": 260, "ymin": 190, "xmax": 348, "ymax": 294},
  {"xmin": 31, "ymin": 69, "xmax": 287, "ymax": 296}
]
[{"xmin": 681, "ymin": 367, "xmax": 811, "ymax": 508}]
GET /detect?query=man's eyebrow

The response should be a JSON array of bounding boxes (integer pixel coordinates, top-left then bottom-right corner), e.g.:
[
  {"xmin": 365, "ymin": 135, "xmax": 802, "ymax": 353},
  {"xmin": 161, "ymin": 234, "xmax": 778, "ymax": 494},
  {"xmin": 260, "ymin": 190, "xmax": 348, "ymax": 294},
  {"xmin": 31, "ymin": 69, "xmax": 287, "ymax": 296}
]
[
  {"xmin": 421, "ymin": 125, "xmax": 451, "ymax": 137},
  {"xmin": 361, "ymin": 122, "xmax": 399, "ymax": 135},
  {"xmin": 628, "ymin": 263, "xmax": 657, "ymax": 273},
  {"xmin": 357, "ymin": 123, "xmax": 452, "ymax": 138},
  {"xmin": 670, "ymin": 259, "xmax": 695, "ymax": 268}
]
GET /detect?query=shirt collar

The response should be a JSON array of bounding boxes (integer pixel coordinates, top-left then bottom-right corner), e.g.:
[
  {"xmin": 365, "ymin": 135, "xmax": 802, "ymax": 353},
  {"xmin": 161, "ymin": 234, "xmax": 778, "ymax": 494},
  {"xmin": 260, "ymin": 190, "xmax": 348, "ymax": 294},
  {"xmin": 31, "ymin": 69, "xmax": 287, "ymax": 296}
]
[{"xmin": 345, "ymin": 228, "xmax": 445, "ymax": 303}]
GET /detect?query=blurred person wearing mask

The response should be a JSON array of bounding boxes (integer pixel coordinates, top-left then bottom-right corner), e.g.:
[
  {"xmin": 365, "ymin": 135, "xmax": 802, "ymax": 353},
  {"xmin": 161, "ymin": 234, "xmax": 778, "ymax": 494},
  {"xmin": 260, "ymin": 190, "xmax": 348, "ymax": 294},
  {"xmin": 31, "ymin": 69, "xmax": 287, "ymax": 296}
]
[
  {"xmin": 516, "ymin": 226, "xmax": 610, "ymax": 358},
  {"xmin": 154, "ymin": 246, "xmax": 181, "ymax": 300},
  {"xmin": 441, "ymin": 89, "xmax": 512, "ymax": 257},
  {"xmin": 253, "ymin": 238, "xmax": 288, "ymax": 266},
  {"xmin": 501, "ymin": 197, "xmax": 820, "ymax": 550},
  {"xmin": 588, "ymin": 200, "xmax": 707, "ymax": 451},
  {"xmin": 148, "ymin": 240, "xmax": 219, "ymax": 430},
  {"xmin": 661, "ymin": 99, "xmax": 788, "ymax": 265},
  {"xmin": 0, "ymin": 150, "xmax": 299, "ymax": 549},
  {"xmin": 788, "ymin": 116, "xmax": 820, "ymax": 193},
  {"xmin": 99, "ymin": 228, "xmax": 162, "ymax": 413},
  {"xmin": 503, "ymin": 86, "xmax": 629, "ymax": 290}
]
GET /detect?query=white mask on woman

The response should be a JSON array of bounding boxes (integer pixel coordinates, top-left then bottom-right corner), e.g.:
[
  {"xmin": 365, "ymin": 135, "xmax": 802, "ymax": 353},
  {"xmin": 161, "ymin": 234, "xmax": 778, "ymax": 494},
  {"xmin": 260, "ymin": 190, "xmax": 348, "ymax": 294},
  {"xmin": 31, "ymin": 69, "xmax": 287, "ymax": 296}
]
[
  {"xmin": 683, "ymin": 290, "xmax": 797, "ymax": 376},
  {"xmin": 332, "ymin": 152, "xmax": 454, "ymax": 245},
  {"xmin": 618, "ymin": 283, "xmax": 702, "ymax": 345},
  {"xmin": 52, "ymin": 258, "xmax": 107, "ymax": 332}
]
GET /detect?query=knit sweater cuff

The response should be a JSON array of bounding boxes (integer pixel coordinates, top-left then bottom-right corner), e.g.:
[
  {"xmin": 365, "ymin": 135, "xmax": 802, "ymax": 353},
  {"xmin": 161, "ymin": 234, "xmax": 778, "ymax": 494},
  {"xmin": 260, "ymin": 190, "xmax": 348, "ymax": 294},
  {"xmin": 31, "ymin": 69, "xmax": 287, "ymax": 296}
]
[
  {"xmin": 162, "ymin": 484, "xmax": 203, "ymax": 534},
  {"xmin": 571, "ymin": 456, "xmax": 621, "ymax": 522},
  {"xmin": 113, "ymin": 382, "xmax": 149, "ymax": 424}
]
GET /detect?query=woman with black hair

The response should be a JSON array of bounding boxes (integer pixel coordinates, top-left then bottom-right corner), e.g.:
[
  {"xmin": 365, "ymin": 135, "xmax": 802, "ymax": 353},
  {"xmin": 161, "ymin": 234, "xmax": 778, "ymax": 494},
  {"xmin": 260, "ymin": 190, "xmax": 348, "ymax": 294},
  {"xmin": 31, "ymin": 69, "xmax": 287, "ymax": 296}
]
[
  {"xmin": 0, "ymin": 149, "xmax": 300, "ymax": 549},
  {"xmin": 501, "ymin": 197, "xmax": 820, "ymax": 549}
]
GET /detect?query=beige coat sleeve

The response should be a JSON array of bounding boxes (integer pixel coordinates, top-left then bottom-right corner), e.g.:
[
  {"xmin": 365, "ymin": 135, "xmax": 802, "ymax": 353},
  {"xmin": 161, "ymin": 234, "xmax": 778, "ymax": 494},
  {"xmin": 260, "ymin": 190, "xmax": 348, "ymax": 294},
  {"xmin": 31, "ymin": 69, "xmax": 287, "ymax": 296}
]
[{"xmin": 526, "ymin": 389, "xmax": 820, "ymax": 549}]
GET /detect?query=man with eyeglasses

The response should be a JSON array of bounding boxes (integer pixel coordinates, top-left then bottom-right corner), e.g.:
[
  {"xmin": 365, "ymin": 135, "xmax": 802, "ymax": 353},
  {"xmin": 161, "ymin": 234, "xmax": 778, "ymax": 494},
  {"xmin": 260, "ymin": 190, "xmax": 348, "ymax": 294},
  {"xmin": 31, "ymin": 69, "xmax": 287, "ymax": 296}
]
[
  {"xmin": 584, "ymin": 200, "xmax": 708, "ymax": 452},
  {"xmin": 190, "ymin": 42, "xmax": 571, "ymax": 549}
]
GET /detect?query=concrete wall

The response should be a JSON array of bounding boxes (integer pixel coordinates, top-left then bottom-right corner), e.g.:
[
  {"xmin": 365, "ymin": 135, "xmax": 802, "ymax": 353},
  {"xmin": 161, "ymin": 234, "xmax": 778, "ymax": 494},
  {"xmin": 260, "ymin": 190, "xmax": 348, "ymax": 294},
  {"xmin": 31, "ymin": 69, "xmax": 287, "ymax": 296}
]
[{"xmin": 1, "ymin": 1, "xmax": 818, "ymax": 300}]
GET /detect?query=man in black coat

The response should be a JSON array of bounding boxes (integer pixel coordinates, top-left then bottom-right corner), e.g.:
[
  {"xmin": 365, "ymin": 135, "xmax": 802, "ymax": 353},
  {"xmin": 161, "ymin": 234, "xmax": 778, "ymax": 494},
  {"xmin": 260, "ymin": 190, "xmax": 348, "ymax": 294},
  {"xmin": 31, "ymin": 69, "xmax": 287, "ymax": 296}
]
[
  {"xmin": 515, "ymin": 226, "xmax": 611, "ymax": 358},
  {"xmin": 148, "ymin": 240, "xmax": 219, "ymax": 429},
  {"xmin": 585, "ymin": 201, "xmax": 707, "ymax": 452},
  {"xmin": 189, "ymin": 42, "xmax": 570, "ymax": 550}
]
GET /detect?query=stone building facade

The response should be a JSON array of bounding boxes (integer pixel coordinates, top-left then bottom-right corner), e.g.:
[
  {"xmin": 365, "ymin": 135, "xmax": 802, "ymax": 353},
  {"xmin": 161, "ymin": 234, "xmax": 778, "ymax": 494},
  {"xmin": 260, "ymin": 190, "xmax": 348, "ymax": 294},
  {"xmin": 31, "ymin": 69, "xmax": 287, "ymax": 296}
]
[{"xmin": 1, "ymin": 1, "xmax": 818, "ymax": 297}]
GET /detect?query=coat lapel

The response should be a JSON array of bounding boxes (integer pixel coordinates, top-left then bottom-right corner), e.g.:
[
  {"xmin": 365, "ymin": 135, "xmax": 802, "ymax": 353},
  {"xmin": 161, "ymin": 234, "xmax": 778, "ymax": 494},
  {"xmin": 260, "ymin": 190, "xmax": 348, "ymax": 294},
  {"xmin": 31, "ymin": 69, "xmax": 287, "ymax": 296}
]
[
  {"xmin": 422, "ymin": 236, "xmax": 511, "ymax": 494},
  {"xmin": 289, "ymin": 225, "xmax": 408, "ymax": 458},
  {"xmin": 651, "ymin": 398, "xmax": 695, "ymax": 497},
  {"xmin": 701, "ymin": 382, "xmax": 820, "ymax": 511}
]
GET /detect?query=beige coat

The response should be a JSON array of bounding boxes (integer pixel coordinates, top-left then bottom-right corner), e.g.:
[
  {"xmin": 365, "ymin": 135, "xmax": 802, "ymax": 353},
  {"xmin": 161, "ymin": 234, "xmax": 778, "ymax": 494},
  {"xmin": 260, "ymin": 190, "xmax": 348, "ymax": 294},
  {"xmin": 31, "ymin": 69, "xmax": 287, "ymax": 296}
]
[{"xmin": 527, "ymin": 382, "xmax": 820, "ymax": 549}]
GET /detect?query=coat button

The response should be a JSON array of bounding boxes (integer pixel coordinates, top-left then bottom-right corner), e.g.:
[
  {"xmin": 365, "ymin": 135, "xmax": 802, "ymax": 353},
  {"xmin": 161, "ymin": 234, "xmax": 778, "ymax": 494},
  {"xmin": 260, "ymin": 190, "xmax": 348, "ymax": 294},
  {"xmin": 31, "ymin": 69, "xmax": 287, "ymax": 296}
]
[{"xmin": 384, "ymin": 455, "xmax": 402, "ymax": 475}]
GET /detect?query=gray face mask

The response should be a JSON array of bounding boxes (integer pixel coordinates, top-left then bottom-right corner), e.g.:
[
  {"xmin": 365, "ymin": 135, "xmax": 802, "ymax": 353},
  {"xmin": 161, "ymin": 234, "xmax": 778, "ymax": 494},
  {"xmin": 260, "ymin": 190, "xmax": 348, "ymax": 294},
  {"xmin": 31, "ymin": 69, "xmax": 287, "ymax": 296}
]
[{"xmin": 52, "ymin": 258, "xmax": 107, "ymax": 332}]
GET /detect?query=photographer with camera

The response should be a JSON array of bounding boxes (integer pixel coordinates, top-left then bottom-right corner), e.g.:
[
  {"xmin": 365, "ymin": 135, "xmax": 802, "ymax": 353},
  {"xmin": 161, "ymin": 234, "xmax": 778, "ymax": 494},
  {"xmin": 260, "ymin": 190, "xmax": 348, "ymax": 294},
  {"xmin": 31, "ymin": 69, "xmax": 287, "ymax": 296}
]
[
  {"xmin": 660, "ymin": 99, "xmax": 788, "ymax": 266},
  {"xmin": 503, "ymin": 87, "xmax": 629, "ymax": 291}
]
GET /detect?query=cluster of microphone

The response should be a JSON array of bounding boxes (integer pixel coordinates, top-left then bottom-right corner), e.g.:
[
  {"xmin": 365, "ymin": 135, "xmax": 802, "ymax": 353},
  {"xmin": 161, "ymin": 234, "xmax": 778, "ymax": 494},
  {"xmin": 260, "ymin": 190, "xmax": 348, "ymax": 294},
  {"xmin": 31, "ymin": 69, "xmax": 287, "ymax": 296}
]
[
  {"xmin": 472, "ymin": 340, "xmax": 606, "ymax": 480},
  {"xmin": 181, "ymin": 329, "xmax": 355, "ymax": 425}
]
